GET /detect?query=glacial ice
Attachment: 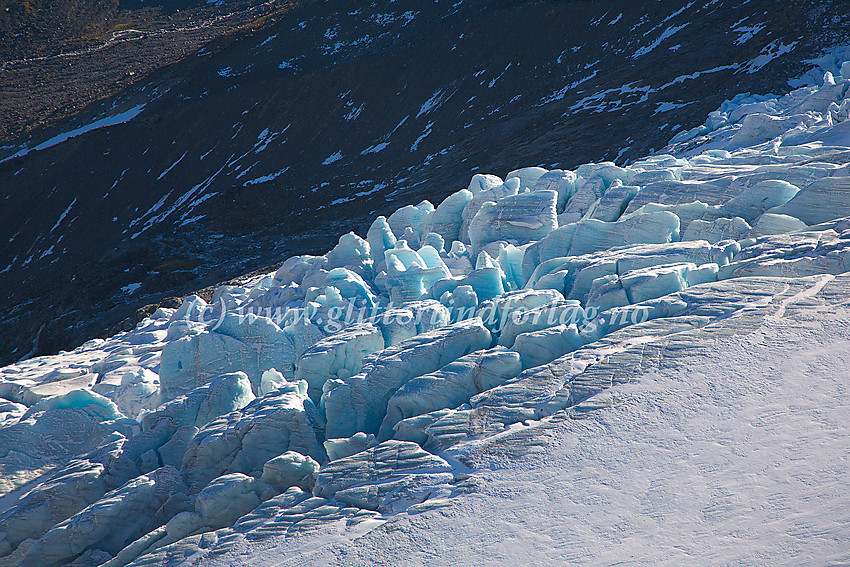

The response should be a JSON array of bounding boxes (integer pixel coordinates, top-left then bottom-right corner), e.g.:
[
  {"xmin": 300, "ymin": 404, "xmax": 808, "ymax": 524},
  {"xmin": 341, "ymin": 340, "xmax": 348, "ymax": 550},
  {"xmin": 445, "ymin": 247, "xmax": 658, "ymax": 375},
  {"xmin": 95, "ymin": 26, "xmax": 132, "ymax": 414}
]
[
  {"xmin": 180, "ymin": 380, "xmax": 324, "ymax": 490},
  {"xmin": 524, "ymin": 240, "xmax": 737, "ymax": 300},
  {"xmin": 380, "ymin": 348, "xmax": 521, "ymax": 440},
  {"xmin": 20, "ymin": 466, "xmax": 189, "ymax": 567},
  {"xmin": 421, "ymin": 189, "xmax": 473, "ymax": 244},
  {"xmin": 467, "ymin": 190, "xmax": 559, "ymax": 254},
  {"xmin": 588, "ymin": 180, "xmax": 641, "ymax": 222},
  {"xmin": 323, "ymin": 432, "xmax": 378, "ymax": 461},
  {"xmin": 260, "ymin": 451, "xmax": 320, "ymax": 492},
  {"xmin": 459, "ymin": 177, "xmax": 520, "ymax": 243},
  {"xmin": 769, "ymin": 176, "xmax": 850, "ymax": 225},
  {"xmin": 527, "ymin": 210, "xmax": 681, "ymax": 269},
  {"xmin": 258, "ymin": 368, "xmax": 287, "ymax": 396},
  {"xmin": 323, "ymin": 319, "xmax": 492, "ymax": 439},
  {"xmin": 169, "ymin": 296, "xmax": 208, "ymax": 323},
  {"xmin": 110, "ymin": 368, "xmax": 162, "ymax": 420},
  {"xmin": 530, "ymin": 169, "xmax": 578, "ymax": 211},
  {"xmin": 619, "ymin": 263, "xmax": 693, "ymax": 304},
  {"xmin": 452, "ymin": 263, "xmax": 505, "ymax": 302},
  {"xmin": 560, "ymin": 175, "xmax": 605, "ymax": 221},
  {"xmin": 194, "ymin": 473, "xmax": 276, "ymax": 528},
  {"xmin": 313, "ymin": 440, "xmax": 454, "ymax": 512},
  {"xmin": 574, "ymin": 162, "xmax": 628, "ymax": 187},
  {"xmin": 0, "ymin": 449, "xmax": 120, "ymax": 554},
  {"xmin": 366, "ymin": 216, "xmax": 396, "ymax": 266},
  {"xmin": 382, "ymin": 240, "xmax": 443, "ymax": 303},
  {"xmin": 295, "ymin": 323, "xmax": 385, "ymax": 402},
  {"xmin": 387, "ymin": 202, "xmax": 434, "ymax": 248},
  {"xmin": 511, "ymin": 324, "xmax": 584, "ymax": 370},
  {"xmin": 752, "ymin": 212, "xmax": 809, "ymax": 235},
  {"xmin": 496, "ymin": 300, "xmax": 586, "ymax": 348},
  {"xmin": 28, "ymin": 389, "xmax": 124, "ymax": 420},
  {"xmin": 682, "ymin": 216, "xmax": 751, "ymax": 244},
  {"xmin": 160, "ymin": 326, "xmax": 263, "ymax": 397},
  {"xmin": 374, "ymin": 300, "xmax": 450, "ymax": 345},
  {"xmin": 721, "ymin": 180, "xmax": 800, "ymax": 222},
  {"xmin": 0, "ymin": 393, "xmax": 137, "ymax": 497},
  {"xmin": 466, "ymin": 173, "xmax": 503, "ymax": 194},
  {"xmin": 506, "ymin": 166, "xmax": 549, "ymax": 190},
  {"xmin": 325, "ymin": 233, "xmax": 373, "ymax": 278},
  {"xmin": 141, "ymin": 372, "xmax": 255, "ymax": 433},
  {"xmin": 321, "ymin": 267, "xmax": 378, "ymax": 308},
  {"xmin": 484, "ymin": 289, "xmax": 565, "ymax": 331},
  {"xmin": 2, "ymin": 51, "xmax": 850, "ymax": 566},
  {"xmin": 159, "ymin": 311, "xmax": 326, "ymax": 397},
  {"xmin": 273, "ymin": 255, "xmax": 325, "ymax": 286}
]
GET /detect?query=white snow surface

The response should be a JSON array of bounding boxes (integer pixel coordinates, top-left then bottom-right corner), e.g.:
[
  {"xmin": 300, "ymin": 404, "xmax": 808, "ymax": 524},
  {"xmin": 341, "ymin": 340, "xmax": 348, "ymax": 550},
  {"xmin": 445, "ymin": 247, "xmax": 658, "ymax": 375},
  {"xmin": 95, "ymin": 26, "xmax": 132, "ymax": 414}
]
[{"xmin": 202, "ymin": 309, "xmax": 850, "ymax": 566}]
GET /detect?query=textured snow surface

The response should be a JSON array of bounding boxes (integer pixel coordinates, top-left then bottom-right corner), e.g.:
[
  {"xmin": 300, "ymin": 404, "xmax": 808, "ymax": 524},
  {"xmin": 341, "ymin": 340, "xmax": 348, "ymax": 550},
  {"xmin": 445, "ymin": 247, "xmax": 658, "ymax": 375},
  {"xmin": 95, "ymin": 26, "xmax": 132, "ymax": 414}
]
[
  {"xmin": 200, "ymin": 307, "xmax": 850, "ymax": 566},
  {"xmin": 2, "ymin": 52, "xmax": 850, "ymax": 566}
]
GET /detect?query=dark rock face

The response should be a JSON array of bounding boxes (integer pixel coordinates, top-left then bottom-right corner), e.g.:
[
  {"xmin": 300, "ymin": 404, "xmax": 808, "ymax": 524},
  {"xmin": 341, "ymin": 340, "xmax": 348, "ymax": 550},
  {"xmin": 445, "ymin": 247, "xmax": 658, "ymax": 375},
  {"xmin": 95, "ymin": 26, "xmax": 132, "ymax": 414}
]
[
  {"xmin": 0, "ymin": 0, "xmax": 282, "ymax": 140},
  {"xmin": 0, "ymin": 0, "xmax": 848, "ymax": 365}
]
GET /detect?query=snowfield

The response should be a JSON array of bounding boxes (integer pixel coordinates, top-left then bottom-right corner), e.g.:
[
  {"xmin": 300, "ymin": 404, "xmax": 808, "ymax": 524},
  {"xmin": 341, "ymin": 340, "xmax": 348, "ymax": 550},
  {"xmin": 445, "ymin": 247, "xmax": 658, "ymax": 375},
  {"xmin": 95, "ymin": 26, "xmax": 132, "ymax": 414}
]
[
  {"xmin": 200, "ymin": 306, "xmax": 850, "ymax": 566},
  {"xmin": 2, "ymin": 48, "xmax": 850, "ymax": 567}
]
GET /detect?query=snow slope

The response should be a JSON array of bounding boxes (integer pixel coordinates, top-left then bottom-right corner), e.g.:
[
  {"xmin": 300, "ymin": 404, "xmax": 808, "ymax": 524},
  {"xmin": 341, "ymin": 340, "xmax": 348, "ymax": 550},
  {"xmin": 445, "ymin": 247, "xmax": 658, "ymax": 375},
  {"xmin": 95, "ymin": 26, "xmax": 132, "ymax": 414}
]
[
  {"xmin": 200, "ymin": 305, "xmax": 850, "ymax": 566},
  {"xmin": 1, "ymin": 47, "xmax": 850, "ymax": 567}
]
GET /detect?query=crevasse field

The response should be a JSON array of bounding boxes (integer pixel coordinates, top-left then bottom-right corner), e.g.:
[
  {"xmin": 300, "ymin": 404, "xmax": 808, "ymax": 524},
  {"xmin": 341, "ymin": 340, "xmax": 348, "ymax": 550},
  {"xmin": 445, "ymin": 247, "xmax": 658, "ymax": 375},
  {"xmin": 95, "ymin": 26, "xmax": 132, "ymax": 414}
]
[{"xmin": 2, "ymin": 50, "xmax": 850, "ymax": 566}]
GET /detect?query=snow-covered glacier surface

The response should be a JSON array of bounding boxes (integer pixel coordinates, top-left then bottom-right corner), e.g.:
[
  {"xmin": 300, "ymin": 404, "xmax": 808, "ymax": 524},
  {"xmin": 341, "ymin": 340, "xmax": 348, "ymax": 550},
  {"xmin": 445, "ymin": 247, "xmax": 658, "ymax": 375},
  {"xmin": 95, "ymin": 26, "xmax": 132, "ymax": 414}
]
[{"xmin": 2, "ymin": 51, "xmax": 850, "ymax": 566}]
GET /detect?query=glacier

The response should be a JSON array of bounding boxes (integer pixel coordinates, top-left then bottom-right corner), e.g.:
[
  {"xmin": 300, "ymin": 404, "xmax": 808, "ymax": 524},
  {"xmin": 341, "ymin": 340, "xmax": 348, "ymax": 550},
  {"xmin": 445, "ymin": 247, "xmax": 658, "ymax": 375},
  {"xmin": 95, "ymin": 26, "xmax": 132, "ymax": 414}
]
[{"xmin": 1, "ymin": 48, "xmax": 850, "ymax": 566}]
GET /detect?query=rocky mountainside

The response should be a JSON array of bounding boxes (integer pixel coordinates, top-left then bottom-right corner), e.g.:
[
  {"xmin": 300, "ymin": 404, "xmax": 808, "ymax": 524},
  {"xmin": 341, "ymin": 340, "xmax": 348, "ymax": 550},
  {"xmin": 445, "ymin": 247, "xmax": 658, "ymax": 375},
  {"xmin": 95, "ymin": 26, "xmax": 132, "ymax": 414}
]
[
  {"xmin": 0, "ymin": 0, "xmax": 284, "ymax": 140},
  {"xmin": 1, "ymin": 0, "xmax": 848, "ymax": 365}
]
